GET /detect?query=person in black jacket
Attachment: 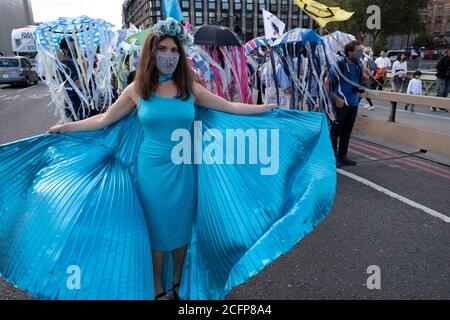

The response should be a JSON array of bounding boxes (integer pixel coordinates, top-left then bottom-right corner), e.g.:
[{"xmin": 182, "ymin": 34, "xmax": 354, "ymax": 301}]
[{"xmin": 433, "ymin": 48, "xmax": 450, "ymax": 112}]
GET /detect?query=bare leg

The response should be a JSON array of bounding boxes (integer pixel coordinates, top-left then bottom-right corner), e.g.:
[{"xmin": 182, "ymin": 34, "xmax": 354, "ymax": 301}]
[
  {"xmin": 172, "ymin": 245, "xmax": 187, "ymax": 294},
  {"xmin": 152, "ymin": 250, "xmax": 166, "ymax": 298}
]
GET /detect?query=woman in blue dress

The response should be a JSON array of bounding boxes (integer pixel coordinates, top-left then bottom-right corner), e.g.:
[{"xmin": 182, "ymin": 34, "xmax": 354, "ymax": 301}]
[
  {"xmin": 0, "ymin": 18, "xmax": 336, "ymax": 300},
  {"xmin": 48, "ymin": 22, "xmax": 276, "ymax": 300}
]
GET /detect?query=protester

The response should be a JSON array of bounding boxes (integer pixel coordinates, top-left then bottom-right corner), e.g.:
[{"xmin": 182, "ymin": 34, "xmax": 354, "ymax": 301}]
[
  {"xmin": 329, "ymin": 40, "xmax": 369, "ymax": 167},
  {"xmin": 361, "ymin": 47, "xmax": 376, "ymax": 111},
  {"xmin": 405, "ymin": 71, "xmax": 423, "ymax": 112},
  {"xmin": 391, "ymin": 53, "xmax": 408, "ymax": 93},
  {"xmin": 433, "ymin": 48, "xmax": 450, "ymax": 112},
  {"xmin": 374, "ymin": 50, "xmax": 391, "ymax": 90},
  {"xmin": 58, "ymin": 37, "xmax": 83, "ymax": 121},
  {"xmin": 259, "ymin": 51, "xmax": 291, "ymax": 108}
]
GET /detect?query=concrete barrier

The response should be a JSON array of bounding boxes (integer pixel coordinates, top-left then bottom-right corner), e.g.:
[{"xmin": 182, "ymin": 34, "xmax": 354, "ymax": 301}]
[
  {"xmin": 354, "ymin": 116, "xmax": 450, "ymax": 158},
  {"xmin": 354, "ymin": 90, "xmax": 450, "ymax": 159}
]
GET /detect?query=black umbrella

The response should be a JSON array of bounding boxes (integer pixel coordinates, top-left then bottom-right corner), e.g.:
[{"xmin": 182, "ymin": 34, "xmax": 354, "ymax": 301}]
[{"xmin": 193, "ymin": 25, "xmax": 242, "ymax": 47}]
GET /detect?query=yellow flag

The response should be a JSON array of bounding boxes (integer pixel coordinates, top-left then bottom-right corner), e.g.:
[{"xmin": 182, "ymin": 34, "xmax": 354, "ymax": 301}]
[{"xmin": 294, "ymin": 0, "xmax": 354, "ymax": 28}]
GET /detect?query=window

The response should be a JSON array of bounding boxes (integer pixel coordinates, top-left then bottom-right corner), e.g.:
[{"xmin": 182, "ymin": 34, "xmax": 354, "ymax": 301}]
[
  {"xmin": 302, "ymin": 17, "xmax": 311, "ymax": 28},
  {"xmin": 209, "ymin": 12, "xmax": 216, "ymax": 24},
  {"xmin": 235, "ymin": 0, "xmax": 241, "ymax": 10},
  {"xmin": 270, "ymin": 3, "xmax": 277, "ymax": 12},
  {"xmin": 21, "ymin": 59, "xmax": 31, "ymax": 68},
  {"xmin": 246, "ymin": 0, "xmax": 253, "ymax": 11},
  {"xmin": 258, "ymin": 0, "xmax": 265, "ymax": 11},
  {"xmin": 182, "ymin": 0, "xmax": 189, "ymax": 9},
  {"xmin": 196, "ymin": 11, "xmax": 203, "ymax": 25},
  {"xmin": 0, "ymin": 58, "xmax": 19, "ymax": 67},
  {"xmin": 208, "ymin": 0, "xmax": 216, "ymax": 10},
  {"xmin": 222, "ymin": 2, "xmax": 229, "ymax": 10},
  {"xmin": 195, "ymin": 0, "xmax": 202, "ymax": 9}
]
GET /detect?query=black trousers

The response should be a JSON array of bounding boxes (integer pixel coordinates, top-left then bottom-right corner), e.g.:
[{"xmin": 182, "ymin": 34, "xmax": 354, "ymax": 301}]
[{"xmin": 330, "ymin": 105, "xmax": 358, "ymax": 159}]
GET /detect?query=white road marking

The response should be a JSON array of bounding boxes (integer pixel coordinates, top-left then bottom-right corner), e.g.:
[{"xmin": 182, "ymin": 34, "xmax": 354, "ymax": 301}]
[
  {"xmin": 337, "ymin": 169, "xmax": 450, "ymax": 223},
  {"xmin": 18, "ymin": 86, "xmax": 32, "ymax": 93},
  {"xmin": 348, "ymin": 148, "xmax": 378, "ymax": 161}
]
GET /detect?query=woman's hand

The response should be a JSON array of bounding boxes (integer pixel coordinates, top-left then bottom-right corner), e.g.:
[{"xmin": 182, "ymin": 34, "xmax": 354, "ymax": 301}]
[
  {"xmin": 46, "ymin": 122, "xmax": 69, "ymax": 133},
  {"xmin": 258, "ymin": 103, "xmax": 279, "ymax": 112}
]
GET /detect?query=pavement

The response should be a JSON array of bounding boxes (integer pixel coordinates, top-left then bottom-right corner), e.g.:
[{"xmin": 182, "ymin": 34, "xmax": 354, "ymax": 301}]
[{"xmin": 0, "ymin": 84, "xmax": 449, "ymax": 300}]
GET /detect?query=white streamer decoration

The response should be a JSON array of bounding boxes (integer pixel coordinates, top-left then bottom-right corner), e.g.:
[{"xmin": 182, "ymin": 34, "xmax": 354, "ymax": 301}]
[{"xmin": 34, "ymin": 16, "xmax": 118, "ymax": 121}]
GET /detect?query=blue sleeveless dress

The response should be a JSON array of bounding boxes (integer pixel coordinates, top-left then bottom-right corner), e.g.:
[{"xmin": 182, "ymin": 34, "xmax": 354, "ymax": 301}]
[{"xmin": 136, "ymin": 94, "xmax": 196, "ymax": 252}]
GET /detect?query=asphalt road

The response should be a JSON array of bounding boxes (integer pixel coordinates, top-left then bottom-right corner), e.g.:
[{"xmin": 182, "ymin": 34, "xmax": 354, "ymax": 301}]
[{"xmin": 0, "ymin": 84, "xmax": 449, "ymax": 300}]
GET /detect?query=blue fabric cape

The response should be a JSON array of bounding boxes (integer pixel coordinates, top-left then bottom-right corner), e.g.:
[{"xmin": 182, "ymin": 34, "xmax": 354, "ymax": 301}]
[{"xmin": 0, "ymin": 107, "xmax": 336, "ymax": 300}]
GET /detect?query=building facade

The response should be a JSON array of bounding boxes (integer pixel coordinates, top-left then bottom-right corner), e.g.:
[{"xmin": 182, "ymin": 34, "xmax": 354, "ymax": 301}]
[
  {"xmin": 426, "ymin": 0, "xmax": 450, "ymax": 44},
  {"xmin": 0, "ymin": 0, "xmax": 34, "ymax": 55},
  {"xmin": 122, "ymin": 0, "xmax": 314, "ymax": 41}
]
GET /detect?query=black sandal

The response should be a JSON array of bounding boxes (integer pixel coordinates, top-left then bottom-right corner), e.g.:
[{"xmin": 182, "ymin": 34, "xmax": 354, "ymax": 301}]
[
  {"xmin": 155, "ymin": 291, "xmax": 167, "ymax": 300},
  {"xmin": 171, "ymin": 282, "xmax": 181, "ymax": 300}
]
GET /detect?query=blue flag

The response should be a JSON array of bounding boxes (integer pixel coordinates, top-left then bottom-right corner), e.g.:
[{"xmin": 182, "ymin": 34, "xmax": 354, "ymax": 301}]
[{"xmin": 164, "ymin": 0, "xmax": 184, "ymax": 22}]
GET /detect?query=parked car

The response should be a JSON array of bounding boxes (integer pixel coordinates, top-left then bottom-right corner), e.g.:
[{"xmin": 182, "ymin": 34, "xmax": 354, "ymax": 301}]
[
  {"xmin": 423, "ymin": 49, "xmax": 442, "ymax": 60},
  {"xmin": 0, "ymin": 56, "xmax": 39, "ymax": 86},
  {"xmin": 386, "ymin": 50, "xmax": 406, "ymax": 62}
]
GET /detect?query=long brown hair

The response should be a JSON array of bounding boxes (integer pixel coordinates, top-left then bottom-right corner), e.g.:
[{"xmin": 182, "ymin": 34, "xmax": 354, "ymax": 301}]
[{"xmin": 135, "ymin": 34, "xmax": 195, "ymax": 100}]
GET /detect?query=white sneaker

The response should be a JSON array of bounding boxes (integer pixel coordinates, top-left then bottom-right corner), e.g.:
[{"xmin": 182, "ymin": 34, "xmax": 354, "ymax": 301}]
[
  {"xmin": 362, "ymin": 104, "xmax": 370, "ymax": 109},
  {"xmin": 367, "ymin": 106, "xmax": 375, "ymax": 111}
]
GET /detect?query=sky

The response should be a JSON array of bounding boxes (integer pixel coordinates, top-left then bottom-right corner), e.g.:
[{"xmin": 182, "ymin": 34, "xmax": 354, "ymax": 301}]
[{"xmin": 30, "ymin": 0, "xmax": 124, "ymax": 27}]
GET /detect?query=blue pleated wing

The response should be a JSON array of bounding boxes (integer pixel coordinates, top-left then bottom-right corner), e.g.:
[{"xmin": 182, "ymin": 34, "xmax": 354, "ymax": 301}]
[
  {"xmin": 180, "ymin": 108, "xmax": 336, "ymax": 299},
  {"xmin": 0, "ymin": 111, "xmax": 154, "ymax": 300},
  {"xmin": 0, "ymin": 108, "xmax": 336, "ymax": 300}
]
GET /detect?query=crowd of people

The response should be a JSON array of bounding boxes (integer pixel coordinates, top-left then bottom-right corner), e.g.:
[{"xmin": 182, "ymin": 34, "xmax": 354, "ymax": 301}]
[{"xmin": 53, "ymin": 29, "xmax": 450, "ymax": 170}]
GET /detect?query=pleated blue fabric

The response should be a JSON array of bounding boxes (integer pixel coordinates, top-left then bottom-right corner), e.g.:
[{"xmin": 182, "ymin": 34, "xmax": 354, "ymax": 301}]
[{"xmin": 0, "ymin": 107, "xmax": 336, "ymax": 300}]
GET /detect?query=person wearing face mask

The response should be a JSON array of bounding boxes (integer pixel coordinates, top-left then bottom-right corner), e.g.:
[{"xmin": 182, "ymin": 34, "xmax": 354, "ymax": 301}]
[
  {"xmin": 30, "ymin": 16, "xmax": 338, "ymax": 301},
  {"xmin": 0, "ymin": 17, "xmax": 337, "ymax": 301},
  {"xmin": 328, "ymin": 40, "xmax": 369, "ymax": 167}
]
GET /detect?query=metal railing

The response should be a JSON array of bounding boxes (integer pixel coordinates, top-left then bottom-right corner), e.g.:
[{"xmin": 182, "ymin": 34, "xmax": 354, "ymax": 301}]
[
  {"xmin": 383, "ymin": 71, "xmax": 437, "ymax": 96},
  {"xmin": 365, "ymin": 90, "xmax": 450, "ymax": 122}
]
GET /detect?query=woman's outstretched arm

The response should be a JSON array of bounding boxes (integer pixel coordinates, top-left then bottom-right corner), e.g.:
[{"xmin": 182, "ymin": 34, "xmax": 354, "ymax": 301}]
[
  {"xmin": 47, "ymin": 82, "xmax": 140, "ymax": 133},
  {"xmin": 193, "ymin": 82, "xmax": 277, "ymax": 115}
]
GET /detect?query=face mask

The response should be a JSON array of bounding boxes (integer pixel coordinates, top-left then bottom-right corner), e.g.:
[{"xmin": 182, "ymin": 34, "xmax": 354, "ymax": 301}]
[
  {"xmin": 155, "ymin": 51, "xmax": 180, "ymax": 75},
  {"xmin": 351, "ymin": 51, "xmax": 363, "ymax": 61}
]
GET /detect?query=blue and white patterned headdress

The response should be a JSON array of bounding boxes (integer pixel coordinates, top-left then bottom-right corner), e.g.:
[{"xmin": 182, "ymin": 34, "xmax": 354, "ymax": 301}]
[{"xmin": 151, "ymin": 17, "xmax": 194, "ymax": 47}]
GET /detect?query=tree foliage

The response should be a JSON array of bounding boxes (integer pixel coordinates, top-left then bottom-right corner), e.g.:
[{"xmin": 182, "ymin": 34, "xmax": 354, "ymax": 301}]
[
  {"xmin": 413, "ymin": 33, "xmax": 437, "ymax": 49},
  {"xmin": 318, "ymin": 0, "xmax": 430, "ymax": 45}
]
